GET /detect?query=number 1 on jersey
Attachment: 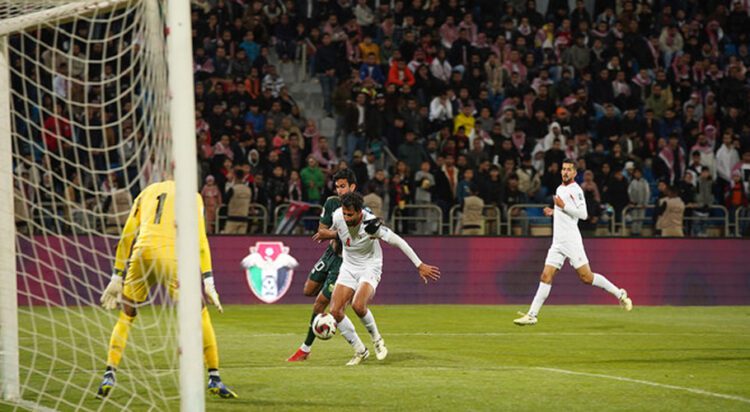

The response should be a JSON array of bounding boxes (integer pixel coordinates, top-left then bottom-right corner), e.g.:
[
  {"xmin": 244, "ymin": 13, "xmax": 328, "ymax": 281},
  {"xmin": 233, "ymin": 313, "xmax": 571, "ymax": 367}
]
[{"xmin": 154, "ymin": 193, "xmax": 167, "ymax": 224}]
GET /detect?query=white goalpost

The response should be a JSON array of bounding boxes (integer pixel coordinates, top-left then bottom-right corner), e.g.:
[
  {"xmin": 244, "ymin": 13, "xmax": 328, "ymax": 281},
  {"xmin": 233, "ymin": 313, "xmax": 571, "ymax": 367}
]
[{"xmin": 0, "ymin": 1, "xmax": 203, "ymax": 410}]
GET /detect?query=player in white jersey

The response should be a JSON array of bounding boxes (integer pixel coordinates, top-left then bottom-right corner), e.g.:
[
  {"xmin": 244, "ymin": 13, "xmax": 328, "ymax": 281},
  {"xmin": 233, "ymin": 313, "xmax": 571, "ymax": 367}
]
[
  {"xmin": 514, "ymin": 159, "xmax": 633, "ymax": 326},
  {"xmin": 313, "ymin": 192, "xmax": 440, "ymax": 365}
]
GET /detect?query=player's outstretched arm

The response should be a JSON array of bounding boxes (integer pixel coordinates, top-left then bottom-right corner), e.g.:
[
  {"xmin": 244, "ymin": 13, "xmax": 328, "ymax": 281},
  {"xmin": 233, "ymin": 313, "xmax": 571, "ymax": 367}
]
[{"xmin": 374, "ymin": 222, "xmax": 440, "ymax": 283}]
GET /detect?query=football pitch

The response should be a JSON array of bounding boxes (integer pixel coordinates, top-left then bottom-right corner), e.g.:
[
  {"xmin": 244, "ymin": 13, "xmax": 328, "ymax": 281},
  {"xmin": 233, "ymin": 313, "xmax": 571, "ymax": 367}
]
[{"xmin": 4, "ymin": 305, "xmax": 750, "ymax": 411}]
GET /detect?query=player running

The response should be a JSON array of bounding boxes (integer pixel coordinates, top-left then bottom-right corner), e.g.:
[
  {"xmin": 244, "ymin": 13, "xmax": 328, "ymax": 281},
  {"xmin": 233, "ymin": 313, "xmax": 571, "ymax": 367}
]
[
  {"xmin": 514, "ymin": 159, "xmax": 633, "ymax": 326},
  {"xmin": 287, "ymin": 169, "xmax": 357, "ymax": 362},
  {"xmin": 315, "ymin": 192, "xmax": 440, "ymax": 365},
  {"xmin": 97, "ymin": 180, "xmax": 237, "ymax": 398}
]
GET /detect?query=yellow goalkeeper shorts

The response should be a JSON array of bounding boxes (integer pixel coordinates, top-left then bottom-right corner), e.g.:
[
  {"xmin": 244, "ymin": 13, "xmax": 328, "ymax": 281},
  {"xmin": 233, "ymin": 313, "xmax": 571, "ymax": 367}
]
[{"xmin": 122, "ymin": 246, "xmax": 178, "ymax": 303}]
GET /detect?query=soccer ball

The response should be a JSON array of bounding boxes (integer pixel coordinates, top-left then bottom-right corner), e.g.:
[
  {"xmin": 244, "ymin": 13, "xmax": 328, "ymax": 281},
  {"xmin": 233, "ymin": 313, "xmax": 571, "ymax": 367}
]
[{"xmin": 312, "ymin": 313, "xmax": 337, "ymax": 340}]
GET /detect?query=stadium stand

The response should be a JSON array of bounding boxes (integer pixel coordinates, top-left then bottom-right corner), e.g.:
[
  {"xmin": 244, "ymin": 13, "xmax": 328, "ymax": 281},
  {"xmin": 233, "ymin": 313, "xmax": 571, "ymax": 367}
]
[{"xmin": 9, "ymin": 0, "xmax": 750, "ymax": 237}]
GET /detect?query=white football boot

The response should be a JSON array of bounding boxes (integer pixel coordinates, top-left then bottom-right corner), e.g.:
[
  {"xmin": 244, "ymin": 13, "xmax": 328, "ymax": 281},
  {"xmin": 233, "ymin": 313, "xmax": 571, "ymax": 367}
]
[
  {"xmin": 346, "ymin": 348, "xmax": 370, "ymax": 366},
  {"xmin": 513, "ymin": 312, "xmax": 538, "ymax": 326},
  {"xmin": 373, "ymin": 338, "xmax": 388, "ymax": 360},
  {"xmin": 619, "ymin": 289, "xmax": 633, "ymax": 311}
]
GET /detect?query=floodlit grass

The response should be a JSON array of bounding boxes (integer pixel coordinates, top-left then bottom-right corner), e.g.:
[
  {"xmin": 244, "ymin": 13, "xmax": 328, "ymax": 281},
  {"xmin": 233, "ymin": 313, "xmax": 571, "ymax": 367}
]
[{"xmin": 3, "ymin": 305, "xmax": 750, "ymax": 411}]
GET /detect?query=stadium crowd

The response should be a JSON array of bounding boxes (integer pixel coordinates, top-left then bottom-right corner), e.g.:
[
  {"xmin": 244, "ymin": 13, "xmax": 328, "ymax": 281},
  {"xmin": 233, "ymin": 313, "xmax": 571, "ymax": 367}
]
[
  {"xmin": 9, "ymin": 0, "xmax": 750, "ymax": 236},
  {"xmin": 189, "ymin": 0, "xmax": 750, "ymax": 236}
]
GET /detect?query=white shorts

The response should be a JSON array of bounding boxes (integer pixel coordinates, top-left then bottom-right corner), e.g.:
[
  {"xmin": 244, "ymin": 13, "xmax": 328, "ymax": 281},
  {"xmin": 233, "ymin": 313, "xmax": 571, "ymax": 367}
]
[
  {"xmin": 336, "ymin": 266, "xmax": 382, "ymax": 291},
  {"xmin": 544, "ymin": 242, "xmax": 589, "ymax": 270}
]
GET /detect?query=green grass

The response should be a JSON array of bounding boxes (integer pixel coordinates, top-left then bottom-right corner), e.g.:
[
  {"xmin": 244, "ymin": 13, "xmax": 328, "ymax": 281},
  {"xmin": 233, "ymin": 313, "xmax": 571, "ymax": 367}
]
[{"xmin": 3, "ymin": 305, "xmax": 750, "ymax": 411}]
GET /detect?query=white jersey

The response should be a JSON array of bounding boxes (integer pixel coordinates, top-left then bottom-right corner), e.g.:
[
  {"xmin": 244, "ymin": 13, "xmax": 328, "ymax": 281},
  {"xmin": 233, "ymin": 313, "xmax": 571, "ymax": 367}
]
[
  {"xmin": 330, "ymin": 208, "xmax": 422, "ymax": 273},
  {"xmin": 552, "ymin": 182, "xmax": 587, "ymax": 245}
]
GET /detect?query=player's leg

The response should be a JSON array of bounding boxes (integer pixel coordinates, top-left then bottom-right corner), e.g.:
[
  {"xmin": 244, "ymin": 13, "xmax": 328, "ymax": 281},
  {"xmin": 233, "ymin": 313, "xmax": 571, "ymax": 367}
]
[
  {"xmin": 201, "ymin": 304, "xmax": 238, "ymax": 398},
  {"xmin": 288, "ymin": 292, "xmax": 330, "ymax": 361},
  {"xmin": 575, "ymin": 263, "xmax": 633, "ymax": 311},
  {"xmin": 514, "ymin": 248, "xmax": 561, "ymax": 326},
  {"xmin": 98, "ymin": 255, "xmax": 149, "ymax": 398},
  {"xmin": 288, "ymin": 252, "xmax": 336, "ymax": 361},
  {"xmin": 158, "ymin": 257, "xmax": 237, "ymax": 399},
  {"xmin": 330, "ymin": 275, "xmax": 369, "ymax": 365},
  {"xmin": 351, "ymin": 280, "xmax": 387, "ymax": 360}
]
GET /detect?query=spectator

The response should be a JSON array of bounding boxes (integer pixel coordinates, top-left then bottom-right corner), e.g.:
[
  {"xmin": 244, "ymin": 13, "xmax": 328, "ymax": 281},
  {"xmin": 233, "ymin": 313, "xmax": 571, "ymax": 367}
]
[
  {"xmin": 223, "ymin": 169, "xmax": 252, "ymax": 234},
  {"xmin": 692, "ymin": 168, "xmax": 715, "ymax": 237},
  {"xmin": 201, "ymin": 175, "xmax": 222, "ymax": 234},
  {"xmin": 579, "ymin": 170, "xmax": 602, "ymax": 235},
  {"xmin": 716, "ymin": 132, "xmax": 740, "ymax": 193},
  {"xmin": 656, "ymin": 185, "xmax": 686, "ymax": 237},
  {"xmin": 503, "ymin": 173, "xmax": 529, "ymax": 235},
  {"xmin": 300, "ymin": 155, "xmax": 325, "ymax": 203},
  {"xmin": 386, "ymin": 59, "xmax": 415, "ymax": 87},
  {"xmin": 398, "ymin": 131, "xmax": 428, "ymax": 176},
  {"xmin": 627, "ymin": 168, "xmax": 650, "ymax": 236},
  {"xmin": 287, "ymin": 170, "xmax": 303, "ymax": 202},
  {"xmin": 605, "ymin": 167, "xmax": 630, "ymax": 225},
  {"xmin": 414, "ymin": 161, "xmax": 435, "ymax": 234},
  {"xmin": 266, "ymin": 165, "xmax": 288, "ymax": 212},
  {"xmin": 316, "ymin": 33, "xmax": 339, "ymax": 117},
  {"xmin": 363, "ymin": 180, "xmax": 384, "ymax": 219},
  {"xmin": 460, "ymin": 186, "xmax": 485, "ymax": 235}
]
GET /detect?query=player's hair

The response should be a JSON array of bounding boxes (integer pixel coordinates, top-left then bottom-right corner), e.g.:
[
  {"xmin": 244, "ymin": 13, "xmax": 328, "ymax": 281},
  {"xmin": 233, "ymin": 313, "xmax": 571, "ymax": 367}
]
[
  {"xmin": 340, "ymin": 192, "xmax": 364, "ymax": 211},
  {"xmin": 562, "ymin": 158, "xmax": 575, "ymax": 165},
  {"xmin": 333, "ymin": 168, "xmax": 357, "ymax": 185}
]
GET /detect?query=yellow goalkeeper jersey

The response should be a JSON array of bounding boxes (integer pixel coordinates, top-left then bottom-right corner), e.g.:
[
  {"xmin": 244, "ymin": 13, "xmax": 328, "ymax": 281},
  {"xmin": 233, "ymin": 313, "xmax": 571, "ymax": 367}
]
[{"xmin": 113, "ymin": 180, "xmax": 212, "ymax": 275}]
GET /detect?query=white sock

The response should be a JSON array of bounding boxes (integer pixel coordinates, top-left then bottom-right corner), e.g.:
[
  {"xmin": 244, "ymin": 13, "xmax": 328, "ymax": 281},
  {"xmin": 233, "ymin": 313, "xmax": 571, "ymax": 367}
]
[
  {"xmin": 358, "ymin": 309, "xmax": 382, "ymax": 342},
  {"xmin": 528, "ymin": 282, "xmax": 551, "ymax": 318},
  {"xmin": 592, "ymin": 273, "xmax": 623, "ymax": 299},
  {"xmin": 300, "ymin": 344, "xmax": 311, "ymax": 353},
  {"xmin": 337, "ymin": 316, "xmax": 366, "ymax": 353}
]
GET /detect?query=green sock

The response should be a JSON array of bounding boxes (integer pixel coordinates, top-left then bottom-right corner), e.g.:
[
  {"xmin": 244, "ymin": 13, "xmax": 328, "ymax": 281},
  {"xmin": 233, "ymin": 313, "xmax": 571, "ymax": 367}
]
[{"xmin": 304, "ymin": 312, "xmax": 317, "ymax": 347}]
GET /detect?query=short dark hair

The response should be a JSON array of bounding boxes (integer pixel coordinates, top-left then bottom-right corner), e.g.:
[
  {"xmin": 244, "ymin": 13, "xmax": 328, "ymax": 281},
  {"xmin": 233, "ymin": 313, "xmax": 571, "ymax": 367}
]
[
  {"xmin": 340, "ymin": 192, "xmax": 364, "ymax": 211},
  {"xmin": 333, "ymin": 168, "xmax": 357, "ymax": 185},
  {"xmin": 562, "ymin": 158, "xmax": 575, "ymax": 165}
]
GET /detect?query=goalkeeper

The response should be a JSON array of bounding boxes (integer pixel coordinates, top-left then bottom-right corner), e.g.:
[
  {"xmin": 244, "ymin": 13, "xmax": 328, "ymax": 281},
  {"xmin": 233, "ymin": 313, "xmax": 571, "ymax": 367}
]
[{"xmin": 97, "ymin": 180, "xmax": 237, "ymax": 399}]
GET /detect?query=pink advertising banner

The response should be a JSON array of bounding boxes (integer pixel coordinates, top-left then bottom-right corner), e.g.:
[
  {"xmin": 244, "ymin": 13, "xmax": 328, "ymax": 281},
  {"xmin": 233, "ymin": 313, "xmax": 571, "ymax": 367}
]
[{"xmin": 16, "ymin": 236, "xmax": 750, "ymax": 306}]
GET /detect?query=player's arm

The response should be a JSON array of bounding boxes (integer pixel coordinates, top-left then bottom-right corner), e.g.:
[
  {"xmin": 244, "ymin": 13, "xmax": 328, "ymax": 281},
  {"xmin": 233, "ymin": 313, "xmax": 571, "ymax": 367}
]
[
  {"xmin": 101, "ymin": 192, "xmax": 143, "ymax": 309},
  {"xmin": 313, "ymin": 205, "xmax": 339, "ymax": 242},
  {"xmin": 555, "ymin": 190, "xmax": 588, "ymax": 220},
  {"xmin": 197, "ymin": 194, "xmax": 223, "ymax": 313},
  {"xmin": 368, "ymin": 219, "xmax": 440, "ymax": 283}
]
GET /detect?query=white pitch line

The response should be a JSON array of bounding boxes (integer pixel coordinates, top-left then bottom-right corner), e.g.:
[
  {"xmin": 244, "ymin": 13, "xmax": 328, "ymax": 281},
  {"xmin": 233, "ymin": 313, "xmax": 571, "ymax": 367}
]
[
  {"xmin": 243, "ymin": 364, "xmax": 750, "ymax": 404},
  {"xmin": 11, "ymin": 364, "xmax": 749, "ymax": 405},
  {"xmin": 534, "ymin": 367, "xmax": 750, "ymax": 404}
]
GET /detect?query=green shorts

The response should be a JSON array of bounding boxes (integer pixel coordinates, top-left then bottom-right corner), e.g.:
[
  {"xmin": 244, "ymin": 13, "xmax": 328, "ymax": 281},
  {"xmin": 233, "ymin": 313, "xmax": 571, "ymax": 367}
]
[{"xmin": 308, "ymin": 247, "xmax": 342, "ymax": 299}]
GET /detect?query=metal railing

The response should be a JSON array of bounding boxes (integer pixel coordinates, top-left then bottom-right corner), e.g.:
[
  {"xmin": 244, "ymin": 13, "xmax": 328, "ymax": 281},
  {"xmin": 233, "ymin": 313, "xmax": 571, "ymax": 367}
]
[
  {"xmin": 448, "ymin": 204, "xmax": 502, "ymax": 235},
  {"xmin": 735, "ymin": 206, "xmax": 750, "ymax": 237},
  {"xmin": 273, "ymin": 203, "xmax": 324, "ymax": 234},
  {"xmin": 214, "ymin": 203, "xmax": 269, "ymax": 234},
  {"xmin": 618, "ymin": 204, "xmax": 730, "ymax": 237},
  {"xmin": 506, "ymin": 204, "xmax": 550, "ymax": 236},
  {"xmin": 391, "ymin": 204, "xmax": 443, "ymax": 235}
]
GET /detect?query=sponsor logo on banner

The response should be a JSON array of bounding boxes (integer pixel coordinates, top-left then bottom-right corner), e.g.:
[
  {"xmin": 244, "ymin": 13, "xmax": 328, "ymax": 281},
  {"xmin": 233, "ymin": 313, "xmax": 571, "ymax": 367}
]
[{"xmin": 241, "ymin": 241, "xmax": 299, "ymax": 303}]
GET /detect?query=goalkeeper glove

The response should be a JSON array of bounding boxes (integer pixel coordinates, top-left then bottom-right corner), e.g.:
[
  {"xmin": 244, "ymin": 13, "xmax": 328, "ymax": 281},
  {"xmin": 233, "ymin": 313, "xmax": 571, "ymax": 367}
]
[
  {"xmin": 203, "ymin": 274, "xmax": 223, "ymax": 313},
  {"xmin": 100, "ymin": 271, "xmax": 124, "ymax": 310}
]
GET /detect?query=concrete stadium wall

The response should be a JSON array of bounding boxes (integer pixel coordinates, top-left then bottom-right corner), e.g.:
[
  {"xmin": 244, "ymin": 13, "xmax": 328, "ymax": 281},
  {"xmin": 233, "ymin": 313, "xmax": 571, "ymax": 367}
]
[{"xmin": 17, "ymin": 236, "xmax": 749, "ymax": 306}]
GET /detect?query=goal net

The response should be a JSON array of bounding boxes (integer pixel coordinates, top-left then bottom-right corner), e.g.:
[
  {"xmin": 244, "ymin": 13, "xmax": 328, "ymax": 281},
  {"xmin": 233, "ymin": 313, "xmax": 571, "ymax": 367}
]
[{"xmin": 0, "ymin": 1, "xmax": 182, "ymax": 410}]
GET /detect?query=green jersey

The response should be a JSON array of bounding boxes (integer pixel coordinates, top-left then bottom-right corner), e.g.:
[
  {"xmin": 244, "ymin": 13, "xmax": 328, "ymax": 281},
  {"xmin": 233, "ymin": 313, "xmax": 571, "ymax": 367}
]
[{"xmin": 319, "ymin": 195, "xmax": 341, "ymax": 228}]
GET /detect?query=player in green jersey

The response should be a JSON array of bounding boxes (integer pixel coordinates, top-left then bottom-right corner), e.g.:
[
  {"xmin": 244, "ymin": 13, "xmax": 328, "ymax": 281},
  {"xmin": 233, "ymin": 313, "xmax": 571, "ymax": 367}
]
[{"xmin": 287, "ymin": 169, "xmax": 357, "ymax": 361}]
